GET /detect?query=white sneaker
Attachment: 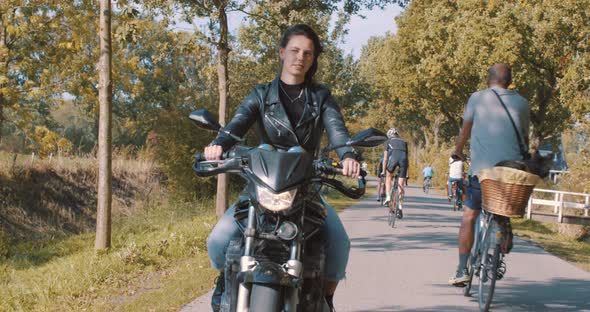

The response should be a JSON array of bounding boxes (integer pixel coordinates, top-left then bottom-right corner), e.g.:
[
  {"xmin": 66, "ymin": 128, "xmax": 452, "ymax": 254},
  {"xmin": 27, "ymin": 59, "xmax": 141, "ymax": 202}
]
[{"xmin": 383, "ymin": 197, "xmax": 391, "ymax": 206}]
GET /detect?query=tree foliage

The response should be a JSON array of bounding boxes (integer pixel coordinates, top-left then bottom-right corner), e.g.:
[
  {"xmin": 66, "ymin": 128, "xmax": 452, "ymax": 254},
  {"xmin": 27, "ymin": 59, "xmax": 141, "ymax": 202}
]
[{"xmin": 359, "ymin": 0, "xmax": 590, "ymax": 149}]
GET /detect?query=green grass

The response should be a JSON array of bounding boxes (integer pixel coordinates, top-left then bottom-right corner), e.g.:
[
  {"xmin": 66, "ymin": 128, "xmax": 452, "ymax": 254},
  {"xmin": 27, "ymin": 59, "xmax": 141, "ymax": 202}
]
[
  {"xmin": 512, "ymin": 218, "xmax": 590, "ymax": 272},
  {"xmin": 0, "ymin": 198, "xmax": 218, "ymax": 311},
  {"xmin": 0, "ymin": 178, "xmax": 363, "ymax": 311}
]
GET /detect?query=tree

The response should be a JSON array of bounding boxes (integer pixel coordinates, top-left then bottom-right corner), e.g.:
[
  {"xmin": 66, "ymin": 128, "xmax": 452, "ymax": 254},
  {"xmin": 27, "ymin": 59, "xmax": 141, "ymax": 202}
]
[
  {"xmin": 359, "ymin": 0, "xmax": 590, "ymax": 149},
  {"xmin": 95, "ymin": 0, "xmax": 113, "ymax": 250},
  {"xmin": 140, "ymin": 0, "xmax": 238, "ymax": 215},
  {"xmin": 0, "ymin": 2, "xmax": 66, "ymax": 144}
]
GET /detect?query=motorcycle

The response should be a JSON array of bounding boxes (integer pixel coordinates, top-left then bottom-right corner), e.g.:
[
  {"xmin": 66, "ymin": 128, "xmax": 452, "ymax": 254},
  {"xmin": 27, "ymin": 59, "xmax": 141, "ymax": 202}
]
[{"xmin": 190, "ymin": 109, "xmax": 387, "ymax": 312}]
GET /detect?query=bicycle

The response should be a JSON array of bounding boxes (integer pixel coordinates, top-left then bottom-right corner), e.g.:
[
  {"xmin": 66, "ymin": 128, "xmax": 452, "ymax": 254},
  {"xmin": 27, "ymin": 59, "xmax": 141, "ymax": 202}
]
[
  {"xmin": 462, "ymin": 210, "xmax": 509, "ymax": 312},
  {"xmin": 387, "ymin": 169, "xmax": 401, "ymax": 228},
  {"xmin": 423, "ymin": 177, "xmax": 432, "ymax": 193},
  {"xmin": 450, "ymin": 181, "xmax": 463, "ymax": 211}
]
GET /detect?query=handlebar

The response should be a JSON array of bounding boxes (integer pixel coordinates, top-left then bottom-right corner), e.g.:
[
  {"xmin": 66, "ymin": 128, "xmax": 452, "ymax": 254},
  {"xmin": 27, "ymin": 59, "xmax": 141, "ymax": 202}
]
[
  {"xmin": 192, "ymin": 151, "xmax": 242, "ymax": 177},
  {"xmin": 193, "ymin": 149, "xmax": 366, "ymax": 199},
  {"xmin": 312, "ymin": 159, "xmax": 367, "ymax": 199}
]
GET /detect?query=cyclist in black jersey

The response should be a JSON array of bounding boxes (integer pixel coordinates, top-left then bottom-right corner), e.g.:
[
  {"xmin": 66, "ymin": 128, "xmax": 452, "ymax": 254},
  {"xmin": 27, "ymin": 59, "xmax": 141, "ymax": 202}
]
[{"xmin": 382, "ymin": 128, "xmax": 409, "ymax": 218}]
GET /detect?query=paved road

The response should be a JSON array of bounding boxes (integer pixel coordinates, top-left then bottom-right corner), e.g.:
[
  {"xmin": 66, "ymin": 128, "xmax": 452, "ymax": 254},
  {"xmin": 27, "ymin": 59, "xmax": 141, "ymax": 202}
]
[{"xmin": 182, "ymin": 179, "xmax": 590, "ymax": 311}]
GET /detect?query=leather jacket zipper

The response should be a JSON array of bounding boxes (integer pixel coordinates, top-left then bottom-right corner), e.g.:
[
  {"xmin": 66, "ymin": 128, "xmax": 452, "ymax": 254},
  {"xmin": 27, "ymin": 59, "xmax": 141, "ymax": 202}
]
[{"xmin": 265, "ymin": 114, "xmax": 300, "ymax": 144}]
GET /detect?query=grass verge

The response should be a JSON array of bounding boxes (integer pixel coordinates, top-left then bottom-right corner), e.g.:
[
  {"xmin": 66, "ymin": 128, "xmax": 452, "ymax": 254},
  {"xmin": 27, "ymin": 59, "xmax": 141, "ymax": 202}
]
[
  {"xmin": 512, "ymin": 218, "xmax": 590, "ymax": 272},
  {"xmin": 0, "ymin": 198, "xmax": 218, "ymax": 311},
  {"xmin": 0, "ymin": 182, "xmax": 362, "ymax": 311}
]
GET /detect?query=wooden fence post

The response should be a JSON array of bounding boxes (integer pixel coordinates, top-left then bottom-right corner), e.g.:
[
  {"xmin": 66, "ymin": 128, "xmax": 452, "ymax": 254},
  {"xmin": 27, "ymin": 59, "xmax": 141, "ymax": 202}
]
[
  {"xmin": 553, "ymin": 192, "xmax": 560, "ymax": 214},
  {"xmin": 557, "ymin": 193, "xmax": 564, "ymax": 223},
  {"xmin": 527, "ymin": 193, "xmax": 533, "ymax": 219}
]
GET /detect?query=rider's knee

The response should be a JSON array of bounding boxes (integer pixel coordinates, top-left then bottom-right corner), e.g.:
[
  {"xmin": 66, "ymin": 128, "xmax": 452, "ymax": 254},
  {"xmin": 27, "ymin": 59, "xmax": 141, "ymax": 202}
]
[
  {"xmin": 206, "ymin": 232, "xmax": 223, "ymax": 253},
  {"xmin": 462, "ymin": 209, "xmax": 479, "ymax": 224}
]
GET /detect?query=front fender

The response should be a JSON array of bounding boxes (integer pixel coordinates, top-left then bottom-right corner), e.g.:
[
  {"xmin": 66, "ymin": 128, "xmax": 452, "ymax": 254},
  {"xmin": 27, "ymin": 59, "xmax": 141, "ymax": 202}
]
[{"xmin": 237, "ymin": 262, "xmax": 301, "ymax": 288}]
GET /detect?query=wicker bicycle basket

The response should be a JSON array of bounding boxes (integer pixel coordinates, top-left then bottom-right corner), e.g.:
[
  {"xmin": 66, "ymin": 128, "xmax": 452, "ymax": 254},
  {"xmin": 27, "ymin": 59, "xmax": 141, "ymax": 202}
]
[{"xmin": 478, "ymin": 167, "xmax": 541, "ymax": 218}]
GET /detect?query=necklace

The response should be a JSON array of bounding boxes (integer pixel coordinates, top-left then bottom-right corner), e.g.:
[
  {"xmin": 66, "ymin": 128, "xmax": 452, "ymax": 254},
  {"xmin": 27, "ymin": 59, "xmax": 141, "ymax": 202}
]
[{"xmin": 279, "ymin": 83, "xmax": 304, "ymax": 103}]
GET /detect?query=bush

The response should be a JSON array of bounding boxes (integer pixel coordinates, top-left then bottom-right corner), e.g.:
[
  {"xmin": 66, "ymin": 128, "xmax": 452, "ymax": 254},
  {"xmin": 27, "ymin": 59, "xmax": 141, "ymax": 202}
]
[
  {"xmin": 152, "ymin": 109, "xmax": 217, "ymax": 199},
  {"xmin": 0, "ymin": 228, "xmax": 9, "ymax": 259},
  {"xmin": 33, "ymin": 126, "xmax": 74, "ymax": 159}
]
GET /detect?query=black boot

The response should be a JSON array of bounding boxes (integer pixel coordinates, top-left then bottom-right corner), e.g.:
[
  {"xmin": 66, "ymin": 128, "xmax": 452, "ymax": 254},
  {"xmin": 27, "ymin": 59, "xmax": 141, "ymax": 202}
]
[
  {"xmin": 211, "ymin": 271, "xmax": 225, "ymax": 312},
  {"xmin": 325, "ymin": 294, "xmax": 336, "ymax": 312}
]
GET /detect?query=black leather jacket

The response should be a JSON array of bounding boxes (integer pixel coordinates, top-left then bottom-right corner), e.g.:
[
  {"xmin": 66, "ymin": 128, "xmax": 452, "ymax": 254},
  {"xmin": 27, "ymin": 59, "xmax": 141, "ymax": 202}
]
[{"xmin": 212, "ymin": 78, "xmax": 355, "ymax": 159}]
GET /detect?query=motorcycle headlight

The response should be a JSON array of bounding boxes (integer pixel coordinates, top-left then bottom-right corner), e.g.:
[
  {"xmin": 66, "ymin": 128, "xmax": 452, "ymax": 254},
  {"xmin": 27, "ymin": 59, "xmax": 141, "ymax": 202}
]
[{"xmin": 256, "ymin": 186, "xmax": 297, "ymax": 212}]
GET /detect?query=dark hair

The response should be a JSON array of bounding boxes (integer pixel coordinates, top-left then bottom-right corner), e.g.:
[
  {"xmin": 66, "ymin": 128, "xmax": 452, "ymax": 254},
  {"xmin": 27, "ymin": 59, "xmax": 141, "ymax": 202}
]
[
  {"xmin": 487, "ymin": 63, "xmax": 512, "ymax": 87},
  {"xmin": 279, "ymin": 24, "xmax": 324, "ymax": 84}
]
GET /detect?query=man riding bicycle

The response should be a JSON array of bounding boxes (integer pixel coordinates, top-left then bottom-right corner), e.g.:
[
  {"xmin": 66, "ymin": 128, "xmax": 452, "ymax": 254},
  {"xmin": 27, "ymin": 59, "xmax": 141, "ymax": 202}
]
[
  {"xmin": 447, "ymin": 156, "xmax": 464, "ymax": 203},
  {"xmin": 449, "ymin": 64, "xmax": 527, "ymax": 286},
  {"xmin": 382, "ymin": 128, "xmax": 408, "ymax": 219},
  {"xmin": 422, "ymin": 164, "xmax": 433, "ymax": 190}
]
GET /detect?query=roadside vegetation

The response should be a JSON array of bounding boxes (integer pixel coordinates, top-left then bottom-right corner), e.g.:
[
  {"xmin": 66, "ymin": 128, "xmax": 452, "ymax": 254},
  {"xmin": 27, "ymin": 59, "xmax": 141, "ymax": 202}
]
[
  {"xmin": 0, "ymin": 195, "xmax": 218, "ymax": 311},
  {"xmin": 512, "ymin": 218, "xmax": 590, "ymax": 272},
  {"xmin": 0, "ymin": 151, "xmax": 361, "ymax": 311}
]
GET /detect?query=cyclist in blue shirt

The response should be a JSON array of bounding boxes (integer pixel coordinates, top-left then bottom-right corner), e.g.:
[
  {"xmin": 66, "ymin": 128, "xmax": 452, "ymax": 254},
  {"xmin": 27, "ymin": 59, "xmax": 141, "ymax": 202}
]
[{"xmin": 422, "ymin": 164, "xmax": 434, "ymax": 181}]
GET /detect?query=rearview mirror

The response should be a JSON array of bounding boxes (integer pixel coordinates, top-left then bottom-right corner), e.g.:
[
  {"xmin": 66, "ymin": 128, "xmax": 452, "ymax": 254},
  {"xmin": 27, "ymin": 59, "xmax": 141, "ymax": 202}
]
[
  {"xmin": 346, "ymin": 128, "xmax": 388, "ymax": 147},
  {"xmin": 189, "ymin": 109, "xmax": 221, "ymax": 131},
  {"xmin": 323, "ymin": 128, "xmax": 388, "ymax": 153}
]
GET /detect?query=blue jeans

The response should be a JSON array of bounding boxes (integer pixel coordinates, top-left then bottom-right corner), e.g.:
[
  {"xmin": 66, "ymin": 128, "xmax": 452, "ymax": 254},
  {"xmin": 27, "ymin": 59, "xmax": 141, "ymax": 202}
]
[
  {"xmin": 447, "ymin": 178, "xmax": 463, "ymax": 200},
  {"xmin": 465, "ymin": 176, "xmax": 482, "ymax": 210},
  {"xmin": 206, "ymin": 195, "xmax": 351, "ymax": 281}
]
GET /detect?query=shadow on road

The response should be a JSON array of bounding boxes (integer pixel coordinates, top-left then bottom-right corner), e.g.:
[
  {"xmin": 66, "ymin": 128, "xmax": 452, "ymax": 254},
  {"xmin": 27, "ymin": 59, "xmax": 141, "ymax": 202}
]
[
  {"xmin": 491, "ymin": 277, "xmax": 590, "ymax": 311},
  {"xmin": 350, "ymin": 231, "xmax": 458, "ymax": 252},
  {"xmin": 403, "ymin": 195, "xmax": 451, "ymax": 206},
  {"xmin": 351, "ymin": 306, "xmax": 474, "ymax": 312}
]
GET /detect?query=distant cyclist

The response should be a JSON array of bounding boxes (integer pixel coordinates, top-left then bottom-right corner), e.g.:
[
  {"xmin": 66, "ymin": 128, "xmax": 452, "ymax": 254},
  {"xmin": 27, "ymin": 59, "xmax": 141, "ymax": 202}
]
[
  {"xmin": 422, "ymin": 164, "xmax": 434, "ymax": 191},
  {"xmin": 382, "ymin": 128, "xmax": 408, "ymax": 218},
  {"xmin": 377, "ymin": 152, "xmax": 385, "ymax": 202},
  {"xmin": 447, "ymin": 156, "xmax": 464, "ymax": 201}
]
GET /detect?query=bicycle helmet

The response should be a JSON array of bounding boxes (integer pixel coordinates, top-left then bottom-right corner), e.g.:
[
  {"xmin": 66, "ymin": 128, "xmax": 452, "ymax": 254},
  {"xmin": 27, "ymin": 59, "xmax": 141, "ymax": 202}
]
[{"xmin": 387, "ymin": 128, "xmax": 399, "ymax": 138}]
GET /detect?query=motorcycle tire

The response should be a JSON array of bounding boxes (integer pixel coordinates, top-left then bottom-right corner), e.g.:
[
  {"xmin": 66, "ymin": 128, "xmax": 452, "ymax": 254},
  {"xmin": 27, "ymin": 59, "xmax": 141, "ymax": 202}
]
[{"xmin": 249, "ymin": 283, "xmax": 282, "ymax": 312}]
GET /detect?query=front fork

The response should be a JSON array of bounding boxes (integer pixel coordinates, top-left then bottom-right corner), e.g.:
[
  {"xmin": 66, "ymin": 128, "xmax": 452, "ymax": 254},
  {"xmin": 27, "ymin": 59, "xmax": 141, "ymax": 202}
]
[
  {"xmin": 236, "ymin": 205, "xmax": 257, "ymax": 312},
  {"xmin": 235, "ymin": 205, "xmax": 304, "ymax": 312}
]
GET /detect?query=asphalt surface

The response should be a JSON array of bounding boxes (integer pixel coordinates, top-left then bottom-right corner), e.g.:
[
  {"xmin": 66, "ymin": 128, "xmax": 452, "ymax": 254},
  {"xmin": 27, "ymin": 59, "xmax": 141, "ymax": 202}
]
[{"xmin": 182, "ymin": 179, "xmax": 590, "ymax": 311}]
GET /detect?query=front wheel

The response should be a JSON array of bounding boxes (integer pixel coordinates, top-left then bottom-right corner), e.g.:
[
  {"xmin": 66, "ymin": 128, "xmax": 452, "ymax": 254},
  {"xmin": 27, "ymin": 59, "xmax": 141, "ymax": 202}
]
[
  {"xmin": 463, "ymin": 256, "xmax": 476, "ymax": 297},
  {"xmin": 249, "ymin": 284, "xmax": 282, "ymax": 312},
  {"xmin": 388, "ymin": 188, "xmax": 398, "ymax": 228},
  {"xmin": 478, "ymin": 243, "xmax": 500, "ymax": 311}
]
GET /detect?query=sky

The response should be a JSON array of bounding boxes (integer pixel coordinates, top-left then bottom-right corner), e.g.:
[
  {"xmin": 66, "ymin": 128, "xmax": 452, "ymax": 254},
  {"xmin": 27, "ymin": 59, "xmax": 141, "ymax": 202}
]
[
  {"xmin": 338, "ymin": 5, "xmax": 402, "ymax": 59},
  {"xmin": 172, "ymin": 4, "xmax": 403, "ymax": 60}
]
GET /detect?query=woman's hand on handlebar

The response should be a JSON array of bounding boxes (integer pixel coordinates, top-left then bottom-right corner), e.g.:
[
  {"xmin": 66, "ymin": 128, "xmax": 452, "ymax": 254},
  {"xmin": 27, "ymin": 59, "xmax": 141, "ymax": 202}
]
[
  {"xmin": 341, "ymin": 158, "xmax": 360, "ymax": 177},
  {"xmin": 204, "ymin": 144, "xmax": 223, "ymax": 160}
]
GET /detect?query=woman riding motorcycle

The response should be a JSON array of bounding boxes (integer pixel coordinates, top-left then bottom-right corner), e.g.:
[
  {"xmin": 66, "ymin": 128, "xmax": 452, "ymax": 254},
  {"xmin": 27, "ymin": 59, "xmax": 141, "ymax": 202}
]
[{"xmin": 203, "ymin": 24, "xmax": 361, "ymax": 311}]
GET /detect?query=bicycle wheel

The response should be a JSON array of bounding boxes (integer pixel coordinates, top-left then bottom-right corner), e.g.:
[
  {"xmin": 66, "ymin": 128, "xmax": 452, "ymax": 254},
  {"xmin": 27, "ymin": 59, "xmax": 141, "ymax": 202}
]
[
  {"xmin": 465, "ymin": 213, "xmax": 486, "ymax": 297},
  {"xmin": 453, "ymin": 196, "xmax": 458, "ymax": 211},
  {"xmin": 478, "ymin": 241, "xmax": 501, "ymax": 311},
  {"xmin": 387, "ymin": 208, "xmax": 394, "ymax": 226},
  {"xmin": 389, "ymin": 182, "xmax": 398, "ymax": 228},
  {"xmin": 463, "ymin": 256, "xmax": 476, "ymax": 297}
]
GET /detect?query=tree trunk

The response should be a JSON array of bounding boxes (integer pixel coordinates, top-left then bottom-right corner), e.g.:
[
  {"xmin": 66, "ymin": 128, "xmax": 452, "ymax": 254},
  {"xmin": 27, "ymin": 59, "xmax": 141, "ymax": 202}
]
[
  {"xmin": 215, "ymin": 4, "xmax": 230, "ymax": 217},
  {"xmin": 95, "ymin": 0, "xmax": 113, "ymax": 250},
  {"xmin": 0, "ymin": 11, "xmax": 7, "ymax": 143}
]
